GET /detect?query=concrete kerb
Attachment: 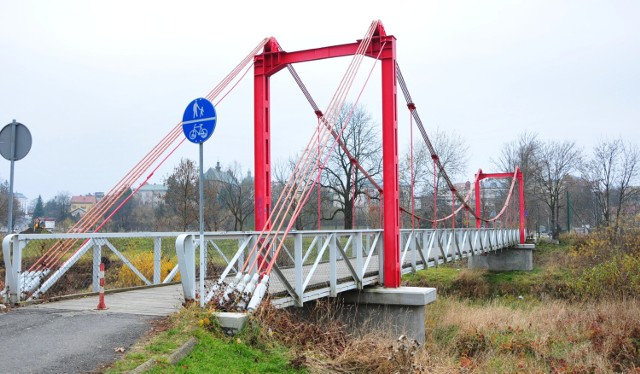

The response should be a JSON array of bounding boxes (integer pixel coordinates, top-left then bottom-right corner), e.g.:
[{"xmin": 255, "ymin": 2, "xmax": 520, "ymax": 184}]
[{"xmin": 127, "ymin": 337, "xmax": 198, "ymax": 374}]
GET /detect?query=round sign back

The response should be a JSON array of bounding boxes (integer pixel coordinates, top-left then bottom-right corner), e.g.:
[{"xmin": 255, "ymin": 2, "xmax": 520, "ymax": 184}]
[{"xmin": 0, "ymin": 121, "xmax": 32, "ymax": 161}]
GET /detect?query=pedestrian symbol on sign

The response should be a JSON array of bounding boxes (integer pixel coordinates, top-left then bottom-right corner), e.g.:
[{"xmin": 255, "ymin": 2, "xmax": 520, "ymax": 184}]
[{"xmin": 192, "ymin": 101, "xmax": 205, "ymax": 118}]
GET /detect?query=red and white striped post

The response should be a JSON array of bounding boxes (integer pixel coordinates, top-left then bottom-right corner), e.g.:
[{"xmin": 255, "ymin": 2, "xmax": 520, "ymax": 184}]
[{"xmin": 96, "ymin": 263, "xmax": 107, "ymax": 310}]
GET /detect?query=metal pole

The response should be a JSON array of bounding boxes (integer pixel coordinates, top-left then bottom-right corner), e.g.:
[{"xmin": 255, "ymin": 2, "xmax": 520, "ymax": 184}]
[
  {"xmin": 518, "ymin": 170, "xmax": 526, "ymax": 243},
  {"xmin": 7, "ymin": 119, "xmax": 17, "ymax": 233},
  {"xmin": 567, "ymin": 190, "xmax": 571, "ymax": 233},
  {"xmin": 199, "ymin": 142, "xmax": 205, "ymax": 307},
  {"xmin": 475, "ymin": 171, "xmax": 482, "ymax": 229}
]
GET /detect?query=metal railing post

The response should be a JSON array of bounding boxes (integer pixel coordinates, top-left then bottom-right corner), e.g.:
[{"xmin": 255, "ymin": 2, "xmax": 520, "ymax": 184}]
[
  {"xmin": 294, "ymin": 233, "xmax": 303, "ymax": 306},
  {"xmin": 355, "ymin": 232, "xmax": 363, "ymax": 288},
  {"xmin": 377, "ymin": 234, "xmax": 384, "ymax": 284},
  {"xmin": 329, "ymin": 234, "xmax": 337, "ymax": 297},
  {"xmin": 176, "ymin": 234, "xmax": 196, "ymax": 301},
  {"xmin": 153, "ymin": 237, "xmax": 161, "ymax": 284},
  {"xmin": 92, "ymin": 239, "xmax": 102, "ymax": 292}
]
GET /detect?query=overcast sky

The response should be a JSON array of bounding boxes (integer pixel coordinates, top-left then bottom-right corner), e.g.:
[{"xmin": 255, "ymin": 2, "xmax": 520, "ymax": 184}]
[{"xmin": 1, "ymin": 0, "xmax": 638, "ymax": 203}]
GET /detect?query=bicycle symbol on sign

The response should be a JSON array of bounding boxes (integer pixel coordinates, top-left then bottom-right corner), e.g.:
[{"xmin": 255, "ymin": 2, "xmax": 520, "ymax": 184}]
[{"xmin": 189, "ymin": 124, "xmax": 208, "ymax": 140}]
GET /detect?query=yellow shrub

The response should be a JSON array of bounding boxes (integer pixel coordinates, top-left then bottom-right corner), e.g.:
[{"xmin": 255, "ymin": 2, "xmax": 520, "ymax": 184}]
[
  {"xmin": 116, "ymin": 252, "xmax": 180, "ymax": 288},
  {"xmin": 574, "ymin": 254, "xmax": 640, "ymax": 300}
]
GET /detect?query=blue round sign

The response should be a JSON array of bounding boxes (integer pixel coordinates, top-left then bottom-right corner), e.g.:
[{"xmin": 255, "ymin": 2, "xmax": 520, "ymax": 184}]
[{"xmin": 182, "ymin": 98, "xmax": 217, "ymax": 143}]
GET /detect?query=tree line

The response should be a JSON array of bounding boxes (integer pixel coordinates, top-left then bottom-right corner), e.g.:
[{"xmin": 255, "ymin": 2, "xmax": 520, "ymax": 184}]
[{"xmin": 8, "ymin": 105, "xmax": 638, "ymax": 237}]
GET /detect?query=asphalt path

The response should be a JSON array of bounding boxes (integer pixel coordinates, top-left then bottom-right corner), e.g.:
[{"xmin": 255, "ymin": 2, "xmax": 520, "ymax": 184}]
[{"xmin": 0, "ymin": 308, "xmax": 160, "ymax": 374}]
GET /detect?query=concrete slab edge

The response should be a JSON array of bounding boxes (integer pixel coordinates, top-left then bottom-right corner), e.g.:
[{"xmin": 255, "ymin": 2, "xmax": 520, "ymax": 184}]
[
  {"xmin": 168, "ymin": 337, "xmax": 198, "ymax": 364},
  {"xmin": 341, "ymin": 286, "xmax": 437, "ymax": 306},
  {"xmin": 126, "ymin": 337, "xmax": 197, "ymax": 374}
]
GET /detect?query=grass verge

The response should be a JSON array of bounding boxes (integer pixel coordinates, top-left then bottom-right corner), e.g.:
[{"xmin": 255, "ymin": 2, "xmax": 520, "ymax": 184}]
[{"xmin": 103, "ymin": 303, "xmax": 305, "ymax": 374}]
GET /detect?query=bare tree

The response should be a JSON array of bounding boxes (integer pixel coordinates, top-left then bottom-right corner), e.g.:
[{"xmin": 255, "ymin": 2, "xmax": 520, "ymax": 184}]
[
  {"xmin": 0, "ymin": 180, "xmax": 24, "ymax": 231},
  {"xmin": 532, "ymin": 140, "xmax": 582, "ymax": 239},
  {"xmin": 583, "ymin": 138, "xmax": 640, "ymax": 230},
  {"xmin": 273, "ymin": 157, "xmax": 331, "ymax": 230},
  {"xmin": 203, "ymin": 179, "xmax": 229, "ymax": 231},
  {"xmin": 218, "ymin": 162, "xmax": 254, "ymax": 231},
  {"xmin": 43, "ymin": 192, "xmax": 71, "ymax": 223},
  {"xmin": 163, "ymin": 158, "xmax": 199, "ymax": 231},
  {"xmin": 106, "ymin": 188, "xmax": 136, "ymax": 232},
  {"xmin": 321, "ymin": 104, "xmax": 382, "ymax": 229},
  {"xmin": 492, "ymin": 131, "xmax": 541, "ymax": 232},
  {"xmin": 399, "ymin": 127, "xmax": 469, "ymax": 226}
]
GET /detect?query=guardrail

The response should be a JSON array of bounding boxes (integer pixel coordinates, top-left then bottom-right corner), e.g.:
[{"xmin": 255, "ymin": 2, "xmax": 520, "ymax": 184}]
[
  {"xmin": 2, "ymin": 228, "xmax": 521, "ymax": 306},
  {"xmin": 176, "ymin": 228, "xmax": 521, "ymax": 308},
  {"xmin": 1, "ymin": 232, "xmax": 187, "ymax": 304}
]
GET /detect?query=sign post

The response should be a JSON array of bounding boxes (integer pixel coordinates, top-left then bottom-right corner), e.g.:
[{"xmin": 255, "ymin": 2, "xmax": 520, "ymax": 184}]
[
  {"xmin": 0, "ymin": 120, "xmax": 32, "ymax": 233},
  {"xmin": 182, "ymin": 98, "xmax": 217, "ymax": 307}
]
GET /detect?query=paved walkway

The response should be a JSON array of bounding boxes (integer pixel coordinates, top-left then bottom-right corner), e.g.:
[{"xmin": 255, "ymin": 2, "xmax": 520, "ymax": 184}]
[
  {"xmin": 30, "ymin": 285, "xmax": 186, "ymax": 316},
  {"xmin": 0, "ymin": 285, "xmax": 187, "ymax": 374}
]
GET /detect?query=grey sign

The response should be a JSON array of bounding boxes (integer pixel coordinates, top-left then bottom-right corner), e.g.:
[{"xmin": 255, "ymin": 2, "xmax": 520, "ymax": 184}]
[{"xmin": 0, "ymin": 121, "xmax": 32, "ymax": 161}]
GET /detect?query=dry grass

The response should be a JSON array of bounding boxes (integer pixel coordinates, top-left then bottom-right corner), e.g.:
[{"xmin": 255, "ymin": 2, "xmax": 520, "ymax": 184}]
[
  {"xmin": 424, "ymin": 297, "xmax": 640, "ymax": 372},
  {"xmin": 252, "ymin": 298, "xmax": 349, "ymax": 360},
  {"xmin": 249, "ymin": 295, "xmax": 639, "ymax": 372}
]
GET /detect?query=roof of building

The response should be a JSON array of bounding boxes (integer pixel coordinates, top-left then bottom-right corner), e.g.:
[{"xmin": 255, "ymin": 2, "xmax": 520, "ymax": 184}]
[
  {"xmin": 204, "ymin": 162, "xmax": 238, "ymax": 185},
  {"xmin": 70, "ymin": 207, "xmax": 87, "ymax": 214},
  {"xmin": 70, "ymin": 195, "xmax": 97, "ymax": 204}
]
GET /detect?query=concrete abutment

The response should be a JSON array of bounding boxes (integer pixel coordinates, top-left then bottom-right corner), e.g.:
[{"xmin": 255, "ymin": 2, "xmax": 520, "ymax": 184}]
[
  {"xmin": 337, "ymin": 286, "xmax": 436, "ymax": 344},
  {"xmin": 467, "ymin": 244, "xmax": 535, "ymax": 271}
]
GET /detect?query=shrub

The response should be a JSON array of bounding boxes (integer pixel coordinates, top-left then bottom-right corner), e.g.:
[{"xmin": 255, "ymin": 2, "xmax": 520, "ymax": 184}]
[
  {"xmin": 573, "ymin": 254, "xmax": 640, "ymax": 300},
  {"xmin": 450, "ymin": 270, "xmax": 490, "ymax": 299},
  {"xmin": 116, "ymin": 252, "xmax": 179, "ymax": 288}
]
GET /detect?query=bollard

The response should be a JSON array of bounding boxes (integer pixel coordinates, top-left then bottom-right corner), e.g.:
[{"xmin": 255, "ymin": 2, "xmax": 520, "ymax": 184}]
[{"xmin": 96, "ymin": 263, "xmax": 108, "ymax": 310}]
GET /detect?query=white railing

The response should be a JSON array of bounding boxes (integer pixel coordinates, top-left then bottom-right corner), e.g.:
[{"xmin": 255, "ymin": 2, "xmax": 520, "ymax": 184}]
[
  {"xmin": 176, "ymin": 228, "xmax": 521, "ymax": 309},
  {"xmin": 2, "ymin": 228, "xmax": 521, "ymax": 306},
  {"xmin": 1, "ymin": 232, "xmax": 187, "ymax": 303}
]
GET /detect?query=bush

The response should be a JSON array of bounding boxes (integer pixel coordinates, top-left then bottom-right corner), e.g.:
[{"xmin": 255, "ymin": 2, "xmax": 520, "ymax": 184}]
[
  {"xmin": 116, "ymin": 252, "xmax": 179, "ymax": 288},
  {"xmin": 450, "ymin": 270, "xmax": 490, "ymax": 299},
  {"xmin": 573, "ymin": 253, "xmax": 640, "ymax": 300}
]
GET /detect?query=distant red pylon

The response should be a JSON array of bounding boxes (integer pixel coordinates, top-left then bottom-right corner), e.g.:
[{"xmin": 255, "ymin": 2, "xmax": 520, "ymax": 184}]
[{"xmin": 96, "ymin": 263, "xmax": 108, "ymax": 310}]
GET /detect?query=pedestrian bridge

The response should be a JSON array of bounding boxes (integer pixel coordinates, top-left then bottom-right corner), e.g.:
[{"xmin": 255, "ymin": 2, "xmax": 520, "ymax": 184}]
[{"xmin": 2, "ymin": 227, "xmax": 522, "ymax": 308}]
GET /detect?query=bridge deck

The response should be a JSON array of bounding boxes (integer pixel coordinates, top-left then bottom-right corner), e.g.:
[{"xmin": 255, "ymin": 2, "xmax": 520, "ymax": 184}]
[
  {"xmin": 27, "ymin": 285, "xmax": 186, "ymax": 316},
  {"xmin": 26, "ymin": 253, "xmax": 381, "ymax": 315}
]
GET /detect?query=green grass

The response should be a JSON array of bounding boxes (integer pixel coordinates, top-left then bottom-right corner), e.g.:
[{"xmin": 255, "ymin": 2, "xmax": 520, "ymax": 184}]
[
  {"xmin": 103, "ymin": 306, "xmax": 304, "ymax": 374},
  {"xmin": 147, "ymin": 331, "xmax": 302, "ymax": 374},
  {"xmin": 402, "ymin": 265, "xmax": 461, "ymax": 288}
]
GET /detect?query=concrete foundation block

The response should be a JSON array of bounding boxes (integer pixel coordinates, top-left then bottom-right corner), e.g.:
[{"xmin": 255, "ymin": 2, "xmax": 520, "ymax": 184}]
[
  {"xmin": 337, "ymin": 286, "xmax": 437, "ymax": 345},
  {"xmin": 468, "ymin": 247, "xmax": 534, "ymax": 271},
  {"xmin": 215, "ymin": 312, "xmax": 248, "ymax": 335}
]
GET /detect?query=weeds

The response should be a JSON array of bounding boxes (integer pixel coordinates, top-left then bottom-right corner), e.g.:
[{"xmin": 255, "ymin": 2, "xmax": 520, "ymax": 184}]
[
  {"xmin": 103, "ymin": 229, "xmax": 640, "ymax": 373},
  {"xmin": 252, "ymin": 298, "xmax": 349, "ymax": 359}
]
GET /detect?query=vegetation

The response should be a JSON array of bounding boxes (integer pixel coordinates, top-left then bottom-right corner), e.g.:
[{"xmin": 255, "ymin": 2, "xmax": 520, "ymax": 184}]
[
  {"xmin": 104, "ymin": 303, "xmax": 307, "ymax": 374},
  {"xmin": 99, "ymin": 227, "xmax": 640, "ymax": 373}
]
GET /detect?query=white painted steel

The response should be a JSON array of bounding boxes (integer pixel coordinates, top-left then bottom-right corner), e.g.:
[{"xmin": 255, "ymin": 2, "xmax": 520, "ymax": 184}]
[
  {"xmin": 2, "ymin": 232, "xmax": 191, "ymax": 303},
  {"xmin": 1, "ymin": 228, "xmax": 520, "ymax": 306},
  {"xmin": 174, "ymin": 228, "xmax": 519, "ymax": 310}
]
